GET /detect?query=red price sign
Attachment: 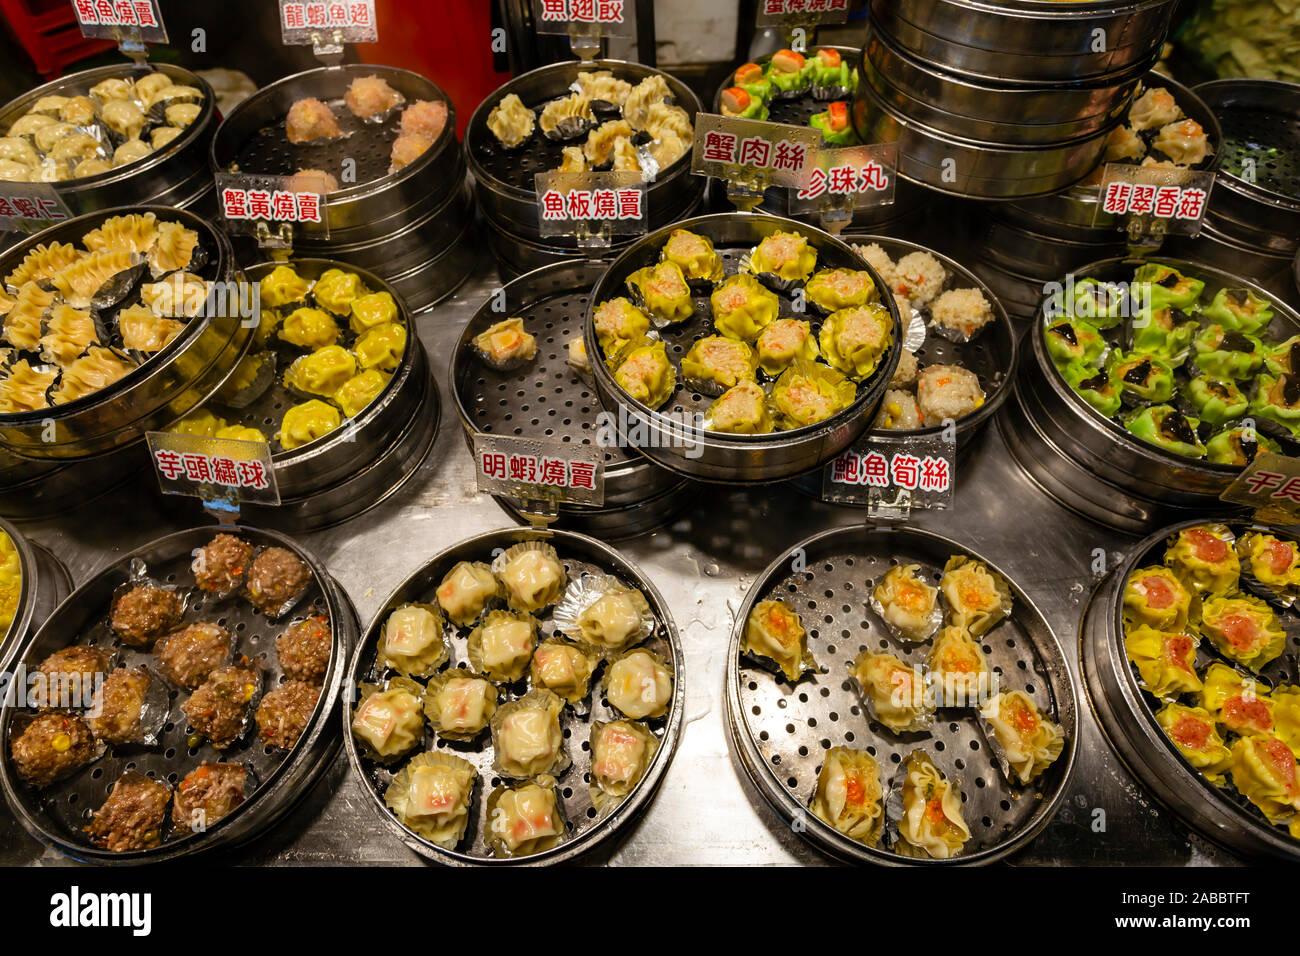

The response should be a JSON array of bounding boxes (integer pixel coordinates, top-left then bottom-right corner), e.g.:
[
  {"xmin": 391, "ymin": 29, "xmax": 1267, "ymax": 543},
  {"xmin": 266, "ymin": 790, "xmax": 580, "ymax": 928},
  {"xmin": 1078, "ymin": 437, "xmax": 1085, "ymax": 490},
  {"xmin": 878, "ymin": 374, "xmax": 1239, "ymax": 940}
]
[
  {"xmin": 474, "ymin": 434, "xmax": 605, "ymax": 507},
  {"xmin": 279, "ymin": 0, "xmax": 377, "ymax": 44},
  {"xmin": 1094, "ymin": 164, "xmax": 1215, "ymax": 237},
  {"xmin": 690, "ymin": 115, "xmax": 820, "ymax": 189}
]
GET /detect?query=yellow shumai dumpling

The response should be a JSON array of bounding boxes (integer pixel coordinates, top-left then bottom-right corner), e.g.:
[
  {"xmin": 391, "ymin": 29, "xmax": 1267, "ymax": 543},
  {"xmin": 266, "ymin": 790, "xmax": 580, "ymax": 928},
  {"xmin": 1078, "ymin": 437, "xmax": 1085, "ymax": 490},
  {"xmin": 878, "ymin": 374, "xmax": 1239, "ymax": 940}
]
[
  {"xmin": 928, "ymin": 625, "xmax": 990, "ymax": 707},
  {"xmin": 850, "ymin": 650, "xmax": 934, "ymax": 734},
  {"xmin": 377, "ymin": 603, "xmax": 448, "ymax": 678},
  {"xmin": 603, "ymin": 647, "xmax": 673, "ymax": 720},
  {"xmin": 592, "ymin": 297, "xmax": 650, "ymax": 355},
  {"xmin": 0, "ymin": 531, "xmax": 19, "ymax": 635},
  {"xmin": 467, "ymin": 609, "xmax": 538, "ymax": 683},
  {"xmin": 1238, "ymin": 532, "xmax": 1300, "ymax": 591},
  {"xmin": 333, "ymin": 369, "xmax": 390, "ymax": 418},
  {"xmin": 215, "ymin": 424, "xmax": 267, "ymax": 442},
  {"xmin": 681, "ymin": 335, "xmax": 758, "ymax": 393},
  {"xmin": 706, "ymin": 380, "xmax": 774, "ymax": 434},
  {"xmin": 278, "ymin": 399, "xmax": 342, "ymax": 450},
  {"xmin": 1163, "ymin": 524, "xmax": 1240, "ymax": 595},
  {"xmin": 351, "ymin": 677, "xmax": 426, "ymax": 762},
  {"xmin": 494, "ymin": 541, "xmax": 566, "ymax": 613},
  {"xmin": 355, "ymin": 321, "xmax": 406, "ymax": 372},
  {"xmin": 612, "ymin": 339, "xmax": 676, "ymax": 410},
  {"xmin": 1199, "ymin": 662, "xmax": 1275, "ymax": 736},
  {"xmin": 1197, "ymin": 593, "xmax": 1286, "ymax": 672},
  {"xmin": 279, "ymin": 307, "xmax": 339, "ymax": 349},
  {"xmin": 1124, "ymin": 625, "xmax": 1202, "ymax": 700},
  {"xmin": 755, "ymin": 318, "xmax": 817, "ymax": 375},
  {"xmin": 312, "ymin": 268, "xmax": 367, "ymax": 315},
  {"xmin": 51, "ymin": 250, "xmax": 136, "ymax": 309},
  {"xmin": 149, "ymin": 221, "xmax": 199, "ymax": 277},
  {"xmin": 805, "ymin": 268, "xmax": 877, "ymax": 312},
  {"xmin": 384, "ymin": 751, "xmax": 476, "ymax": 849},
  {"xmin": 259, "ymin": 265, "xmax": 312, "ymax": 308},
  {"xmin": 485, "ymin": 777, "xmax": 565, "ymax": 858},
  {"xmin": 284, "ymin": 345, "xmax": 357, "ymax": 399},
  {"xmin": 422, "ymin": 669, "xmax": 498, "ymax": 740},
  {"xmin": 4, "ymin": 281, "xmax": 54, "ymax": 350},
  {"xmin": 1273, "ymin": 686, "xmax": 1300, "ymax": 759},
  {"xmin": 748, "ymin": 229, "xmax": 817, "ymax": 281},
  {"xmin": 895, "ymin": 751, "xmax": 971, "ymax": 860},
  {"xmin": 710, "ymin": 273, "xmax": 779, "ymax": 343},
  {"xmin": 38, "ymin": 304, "xmax": 98, "ymax": 366},
  {"xmin": 743, "ymin": 598, "xmax": 816, "ymax": 682},
  {"xmin": 435, "ymin": 560, "xmax": 500, "ymax": 627},
  {"xmin": 1229, "ymin": 734, "xmax": 1300, "ymax": 824},
  {"xmin": 350, "ymin": 290, "xmax": 398, "ymax": 334},
  {"xmin": 1123, "ymin": 566, "xmax": 1192, "ymax": 632},
  {"xmin": 626, "ymin": 260, "xmax": 694, "ymax": 324},
  {"xmin": 168, "ymin": 407, "xmax": 224, "ymax": 438},
  {"xmin": 661, "ymin": 228, "xmax": 724, "ymax": 283},
  {"xmin": 810, "ymin": 747, "xmax": 883, "ymax": 846},
  {"xmin": 82, "ymin": 213, "xmax": 159, "ymax": 255},
  {"xmin": 589, "ymin": 719, "xmax": 657, "ymax": 813},
  {"xmin": 472, "ymin": 317, "xmax": 536, "ymax": 371},
  {"xmin": 490, "ymin": 688, "xmax": 569, "ymax": 779},
  {"xmin": 530, "ymin": 640, "xmax": 595, "ymax": 705},
  {"xmin": 819, "ymin": 303, "xmax": 893, "ymax": 382},
  {"xmin": 940, "ymin": 555, "xmax": 1013, "ymax": 637},
  {"xmin": 871, "ymin": 564, "xmax": 941, "ymax": 643},
  {"xmin": 980, "ymin": 690, "xmax": 1065, "ymax": 785},
  {"xmin": 1155, "ymin": 702, "xmax": 1232, "ymax": 784},
  {"xmin": 769, "ymin": 360, "xmax": 856, "ymax": 429}
]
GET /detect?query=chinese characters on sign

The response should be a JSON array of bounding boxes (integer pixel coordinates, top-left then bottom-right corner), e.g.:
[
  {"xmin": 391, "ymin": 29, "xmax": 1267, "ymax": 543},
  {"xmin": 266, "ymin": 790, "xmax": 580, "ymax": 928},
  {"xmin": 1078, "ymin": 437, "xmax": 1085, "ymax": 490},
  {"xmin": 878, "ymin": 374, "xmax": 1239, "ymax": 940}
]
[
  {"xmin": 791, "ymin": 142, "xmax": 898, "ymax": 214},
  {"xmin": 1221, "ymin": 453, "xmax": 1300, "ymax": 524},
  {"xmin": 279, "ymin": 0, "xmax": 377, "ymax": 44},
  {"xmin": 1093, "ymin": 164, "xmax": 1215, "ymax": 238},
  {"xmin": 215, "ymin": 173, "xmax": 329, "ymax": 242},
  {"xmin": 146, "ymin": 432, "xmax": 281, "ymax": 508},
  {"xmin": 0, "ymin": 184, "xmax": 71, "ymax": 234},
  {"xmin": 535, "ymin": 171, "xmax": 646, "ymax": 240},
  {"xmin": 690, "ymin": 115, "xmax": 820, "ymax": 190},
  {"xmin": 756, "ymin": 0, "xmax": 850, "ymax": 25},
  {"xmin": 532, "ymin": 0, "xmax": 632, "ymax": 34},
  {"xmin": 70, "ymin": 0, "xmax": 167, "ymax": 42},
  {"xmin": 474, "ymin": 434, "xmax": 605, "ymax": 508},
  {"xmin": 821, "ymin": 434, "xmax": 956, "ymax": 512}
]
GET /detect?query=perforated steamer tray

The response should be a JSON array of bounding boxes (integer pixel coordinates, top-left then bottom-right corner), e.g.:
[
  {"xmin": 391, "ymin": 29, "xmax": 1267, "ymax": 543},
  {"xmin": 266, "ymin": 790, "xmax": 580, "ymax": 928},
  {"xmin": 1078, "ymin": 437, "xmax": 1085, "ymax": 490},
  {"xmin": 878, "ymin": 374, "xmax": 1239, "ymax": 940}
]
[
  {"xmin": 451, "ymin": 260, "xmax": 692, "ymax": 537},
  {"xmin": 1082, "ymin": 519, "xmax": 1300, "ymax": 862},
  {"xmin": 726, "ymin": 525, "xmax": 1078, "ymax": 865},
  {"xmin": 0, "ymin": 525, "xmax": 355, "ymax": 864},
  {"xmin": 343, "ymin": 528, "xmax": 685, "ymax": 866},
  {"xmin": 584, "ymin": 213, "xmax": 904, "ymax": 485}
]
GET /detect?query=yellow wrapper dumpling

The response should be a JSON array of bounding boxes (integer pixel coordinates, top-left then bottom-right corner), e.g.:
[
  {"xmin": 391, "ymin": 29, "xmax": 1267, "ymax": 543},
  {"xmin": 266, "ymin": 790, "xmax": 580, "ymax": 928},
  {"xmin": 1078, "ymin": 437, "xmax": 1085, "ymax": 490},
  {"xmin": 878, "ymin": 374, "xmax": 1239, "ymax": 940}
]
[
  {"xmin": 612, "ymin": 339, "xmax": 676, "ymax": 409},
  {"xmin": 1238, "ymin": 531, "xmax": 1300, "ymax": 592},
  {"xmin": 1155, "ymin": 702, "xmax": 1231, "ymax": 784},
  {"xmin": 1163, "ymin": 524, "xmax": 1240, "ymax": 595},
  {"xmin": 350, "ymin": 290, "xmax": 398, "ymax": 333},
  {"xmin": 422, "ymin": 669, "xmax": 498, "ymax": 739},
  {"xmin": 1200, "ymin": 662, "xmax": 1274, "ymax": 736},
  {"xmin": 819, "ymin": 303, "xmax": 893, "ymax": 381},
  {"xmin": 1230, "ymin": 734, "xmax": 1300, "ymax": 823},
  {"xmin": 333, "ymin": 369, "xmax": 389, "ymax": 418},
  {"xmin": 278, "ymin": 399, "xmax": 341, "ymax": 449},
  {"xmin": 1124, "ymin": 625, "xmax": 1202, "ymax": 700},
  {"xmin": 1197, "ymin": 593, "xmax": 1285, "ymax": 671},
  {"xmin": 769, "ymin": 359, "xmax": 856, "ymax": 429},
  {"xmin": 680, "ymin": 335, "xmax": 757, "ymax": 393},
  {"xmin": 710, "ymin": 273, "xmax": 779, "ymax": 343},
  {"xmin": 279, "ymin": 307, "xmax": 339, "ymax": 349},
  {"xmin": 259, "ymin": 265, "xmax": 311, "ymax": 308},
  {"xmin": 626, "ymin": 260, "xmax": 693, "ymax": 324},
  {"xmin": 810, "ymin": 747, "xmax": 883, "ymax": 845},
  {"xmin": 377, "ymin": 603, "xmax": 448, "ymax": 678},
  {"xmin": 1123, "ymin": 566, "xmax": 1192, "ymax": 632},
  {"xmin": 705, "ymin": 380, "xmax": 773, "ymax": 434},
  {"xmin": 312, "ymin": 267, "xmax": 367, "ymax": 315},
  {"xmin": 593, "ymin": 297, "xmax": 651, "ymax": 355},
  {"xmin": 748, "ymin": 229, "xmax": 817, "ymax": 281},
  {"xmin": 980, "ymin": 690, "xmax": 1065, "ymax": 784},
  {"xmin": 850, "ymin": 650, "xmax": 933, "ymax": 733},
  {"xmin": 661, "ymin": 228, "xmax": 724, "ymax": 283},
  {"xmin": 351, "ymin": 676, "xmax": 425, "ymax": 762},
  {"xmin": 805, "ymin": 268, "xmax": 877, "ymax": 312},
  {"xmin": 284, "ymin": 345, "xmax": 356, "ymax": 398},
  {"xmin": 755, "ymin": 317, "xmax": 817, "ymax": 375},
  {"xmin": 355, "ymin": 322, "xmax": 406, "ymax": 372}
]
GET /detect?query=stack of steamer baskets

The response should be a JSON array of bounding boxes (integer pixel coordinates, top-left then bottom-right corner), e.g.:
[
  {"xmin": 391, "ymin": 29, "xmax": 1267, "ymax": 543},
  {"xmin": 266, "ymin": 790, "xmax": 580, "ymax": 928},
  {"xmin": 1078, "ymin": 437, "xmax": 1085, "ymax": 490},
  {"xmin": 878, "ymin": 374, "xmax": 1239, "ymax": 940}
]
[
  {"xmin": 708, "ymin": 46, "xmax": 930, "ymax": 236},
  {"xmin": 965, "ymin": 73, "xmax": 1222, "ymax": 321},
  {"xmin": 0, "ymin": 206, "xmax": 250, "ymax": 519},
  {"xmin": 0, "ymin": 525, "xmax": 356, "ymax": 863},
  {"xmin": 452, "ymin": 260, "xmax": 696, "ymax": 537},
  {"xmin": 0, "ymin": 63, "xmax": 221, "ymax": 241},
  {"xmin": 853, "ymin": 0, "xmax": 1178, "ymax": 200},
  {"xmin": 1165, "ymin": 80, "xmax": 1300, "ymax": 310},
  {"xmin": 467, "ymin": 60, "xmax": 707, "ymax": 279},
  {"xmin": 210, "ymin": 65, "xmax": 474, "ymax": 311},
  {"xmin": 165, "ymin": 257, "xmax": 439, "ymax": 532}
]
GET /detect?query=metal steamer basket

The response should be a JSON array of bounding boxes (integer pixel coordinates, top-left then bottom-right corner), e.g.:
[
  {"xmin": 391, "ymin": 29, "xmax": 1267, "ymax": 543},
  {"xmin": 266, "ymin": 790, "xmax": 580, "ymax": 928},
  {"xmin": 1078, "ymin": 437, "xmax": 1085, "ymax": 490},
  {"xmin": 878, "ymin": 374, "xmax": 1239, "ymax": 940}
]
[
  {"xmin": 0, "ymin": 515, "xmax": 72, "ymax": 671},
  {"xmin": 343, "ymin": 527, "xmax": 685, "ymax": 866},
  {"xmin": 0, "ymin": 525, "xmax": 356, "ymax": 864},
  {"xmin": 726, "ymin": 525, "xmax": 1078, "ymax": 865},
  {"xmin": 0, "ymin": 206, "xmax": 250, "ymax": 461},
  {"xmin": 452, "ymin": 260, "xmax": 694, "ymax": 538},
  {"xmin": 585, "ymin": 214, "xmax": 904, "ymax": 484},
  {"xmin": 211, "ymin": 65, "xmax": 473, "ymax": 311},
  {"xmin": 1003, "ymin": 257, "xmax": 1300, "ymax": 534},
  {"xmin": 467, "ymin": 60, "xmax": 705, "ymax": 248},
  {"xmin": 214, "ymin": 259, "xmax": 438, "ymax": 533},
  {"xmin": 1082, "ymin": 519, "xmax": 1300, "ymax": 862},
  {"xmin": 0, "ymin": 64, "xmax": 220, "ymax": 220},
  {"xmin": 0, "ymin": 443, "xmax": 143, "ymax": 521},
  {"xmin": 867, "ymin": 0, "xmax": 1177, "ymax": 84}
]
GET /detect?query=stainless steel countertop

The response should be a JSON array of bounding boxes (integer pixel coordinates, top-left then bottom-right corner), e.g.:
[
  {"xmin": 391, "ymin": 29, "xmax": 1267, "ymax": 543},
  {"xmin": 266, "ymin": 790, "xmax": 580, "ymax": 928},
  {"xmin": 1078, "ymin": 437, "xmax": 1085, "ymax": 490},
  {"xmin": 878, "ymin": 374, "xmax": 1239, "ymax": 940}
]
[{"xmin": 0, "ymin": 250, "xmax": 1235, "ymax": 866}]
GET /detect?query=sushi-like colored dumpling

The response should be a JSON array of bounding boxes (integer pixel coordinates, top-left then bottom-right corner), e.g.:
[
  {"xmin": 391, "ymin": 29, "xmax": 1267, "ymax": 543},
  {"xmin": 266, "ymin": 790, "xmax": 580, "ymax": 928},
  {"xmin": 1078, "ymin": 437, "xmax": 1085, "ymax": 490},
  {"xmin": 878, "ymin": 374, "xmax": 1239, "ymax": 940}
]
[
  {"xmin": 661, "ymin": 228, "xmax": 724, "ymax": 283},
  {"xmin": 494, "ymin": 540, "xmax": 566, "ymax": 613},
  {"xmin": 810, "ymin": 747, "xmax": 883, "ymax": 845},
  {"xmin": 940, "ymin": 555, "xmax": 1012, "ymax": 637},
  {"xmin": 895, "ymin": 751, "xmax": 971, "ymax": 860},
  {"xmin": 285, "ymin": 97, "xmax": 342, "ymax": 143},
  {"xmin": 485, "ymin": 777, "xmax": 565, "ymax": 857},
  {"xmin": 422, "ymin": 669, "xmax": 497, "ymax": 740},
  {"xmin": 748, "ymin": 230, "xmax": 817, "ymax": 281},
  {"xmin": 1123, "ymin": 566, "xmax": 1192, "ymax": 632},
  {"xmin": 350, "ymin": 291, "xmax": 397, "ymax": 334},
  {"xmin": 39, "ymin": 305, "xmax": 98, "ymax": 366},
  {"xmin": 5, "ymin": 241, "xmax": 81, "ymax": 288},
  {"xmin": 705, "ymin": 380, "xmax": 774, "ymax": 434},
  {"xmin": 435, "ymin": 560, "xmax": 500, "ymax": 627},
  {"xmin": 279, "ymin": 307, "xmax": 339, "ymax": 349},
  {"xmin": 611, "ymin": 339, "xmax": 676, "ymax": 410},
  {"xmin": 0, "ymin": 360, "xmax": 56, "ymax": 413},
  {"xmin": 467, "ymin": 609, "xmax": 538, "ymax": 683},
  {"xmin": 805, "ymin": 268, "xmax": 876, "ymax": 312},
  {"xmin": 928, "ymin": 625, "xmax": 990, "ymax": 707},
  {"xmin": 1197, "ymin": 593, "xmax": 1286, "ymax": 671},
  {"xmin": 377, "ymin": 603, "xmax": 448, "ymax": 678},
  {"xmin": 711, "ymin": 273, "xmax": 779, "ymax": 343},
  {"xmin": 872, "ymin": 564, "xmax": 942, "ymax": 643},
  {"xmin": 383, "ymin": 751, "xmax": 475, "ymax": 849},
  {"xmin": 980, "ymin": 690, "xmax": 1066, "ymax": 784},
  {"xmin": 1229, "ymin": 734, "xmax": 1300, "ymax": 823},
  {"xmin": 278, "ymin": 399, "xmax": 341, "ymax": 449},
  {"xmin": 344, "ymin": 75, "xmax": 404, "ymax": 119},
  {"xmin": 592, "ymin": 297, "xmax": 650, "ymax": 355},
  {"xmin": 626, "ymin": 260, "xmax": 693, "ymax": 325},
  {"xmin": 681, "ymin": 335, "xmax": 757, "ymax": 394},
  {"xmin": 490, "ymin": 688, "xmax": 569, "ymax": 779},
  {"xmin": 1124, "ymin": 624, "xmax": 1202, "ymax": 699},
  {"xmin": 755, "ymin": 318, "xmax": 818, "ymax": 375},
  {"xmin": 1200, "ymin": 662, "xmax": 1275, "ymax": 736},
  {"xmin": 850, "ymin": 650, "xmax": 934, "ymax": 733},
  {"xmin": 589, "ymin": 719, "xmax": 657, "ymax": 813},
  {"xmin": 351, "ymin": 677, "xmax": 425, "ymax": 762},
  {"xmin": 259, "ymin": 265, "xmax": 311, "ymax": 308},
  {"xmin": 487, "ymin": 93, "xmax": 535, "ymax": 148},
  {"xmin": 530, "ymin": 640, "xmax": 595, "ymax": 705},
  {"xmin": 1164, "ymin": 524, "xmax": 1240, "ymax": 595},
  {"xmin": 769, "ymin": 360, "xmax": 856, "ymax": 429},
  {"xmin": 118, "ymin": 303, "xmax": 184, "ymax": 353},
  {"xmin": 284, "ymin": 345, "xmax": 357, "ymax": 398},
  {"xmin": 312, "ymin": 268, "xmax": 367, "ymax": 316},
  {"xmin": 354, "ymin": 322, "xmax": 405, "ymax": 372},
  {"xmin": 83, "ymin": 213, "xmax": 159, "ymax": 255},
  {"xmin": 603, "ymin": 647, "xmax": 673, "ymax": 720},
  {"xmin": 743, "ymin": 598, "xmax": 816, "ymax": 682},
  {"xmin": 472, "ymin": 317, "xmax": 536, "ymax": 371}
]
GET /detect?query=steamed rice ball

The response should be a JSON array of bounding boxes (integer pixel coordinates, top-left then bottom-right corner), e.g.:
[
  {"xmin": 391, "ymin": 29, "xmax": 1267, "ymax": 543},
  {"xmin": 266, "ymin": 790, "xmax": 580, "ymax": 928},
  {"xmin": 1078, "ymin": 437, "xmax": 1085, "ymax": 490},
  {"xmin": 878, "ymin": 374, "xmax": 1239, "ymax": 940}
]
[
  {"xmin": 853, "ymin": 242, "xmax": 895, "ymax": 287},
  {"xmin": 916, "ymin": 365, "xmax": 984, "ymax": 426},
  {"xmin": 344, "ymin": 75, "xmax": 404, "ymax": 119},
  {"xmin": 930, "ymin": 287, "xmax": 994, "ymax": 339},
  {"xmin": 873, "ymin": 388, "xmax": 921, "ymax": 430},
  {"xmin": 286, "ymin": 98, "xmax": 342, "ymax": 143},
  {"xmin": 890, "ymin": 349, "xmax": 918, "ymax": 389},
  {"xmin": 890, "ymin": 251, "xmax": 946, "ymax": 306}
]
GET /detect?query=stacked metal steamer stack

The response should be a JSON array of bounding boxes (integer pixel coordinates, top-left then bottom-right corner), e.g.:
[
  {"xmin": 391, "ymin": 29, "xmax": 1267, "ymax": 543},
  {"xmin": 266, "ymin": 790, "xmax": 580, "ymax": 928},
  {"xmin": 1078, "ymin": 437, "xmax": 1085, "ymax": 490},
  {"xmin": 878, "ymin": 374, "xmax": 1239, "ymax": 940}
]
[{"xmin": 852, "ymin": 0, "xmax": 1178, "ymax": 318}]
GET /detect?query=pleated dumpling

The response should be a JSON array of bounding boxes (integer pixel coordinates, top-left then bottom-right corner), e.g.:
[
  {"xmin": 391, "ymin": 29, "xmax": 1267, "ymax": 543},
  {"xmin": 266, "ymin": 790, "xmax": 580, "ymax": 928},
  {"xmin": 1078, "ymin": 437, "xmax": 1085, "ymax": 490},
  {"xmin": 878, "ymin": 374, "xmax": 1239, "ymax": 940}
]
[
  {"xmin": 423, "ymin": 670, "xmax": 498, "ymax": 739},
  {"xmin": 980, "ymin": 690, "xmax": 1066, "ymax": 785},
  {"xmin": 661, "ymin": 228, "xmax": 724, "ymax": 284},
  {"xmin": 89, "ymin": 77, "xmax": 134, "ymax": 102},
  {"xmin": 259, "ymin": 265, "xmax": 312, "ymax": 308},
  {"xmin": 711, "ymin": 273, "xmax": 779, "ymax": 343},
  {"xmin": 743, "ymin": 599, "xmax": 816, "ymax": 682},
  {"xmin": 377, "ymin": 603, "xmax": 448, "ymax": 678},
  {"xmin": 494, "ymin": 541, "xmax": 566, "ymax": 614},
  {"xmin": 284, "ymin": 345, "xmax": 357, "ymax": 398},
  {"xmin": 435, "ymin": 560, "xmax": 500, "ymax": 628},
  {"xmin": 626, "ymin": 260, "xmax": 693, "ymax": 325},
  {"xmin": 279, "ymin": 307, "xmax": 339, "ymax": 349},
  {"xmin": 850, "ymin": 650, "xmax": 934, "ymax": 733},
  {"xmin": 118, "ymin": 303, "xmax": 184, "ymax": 353},
  {"xmin": 641, "ymin": 102, "xmax": 692, "ymax": 142},
  {"xmin": 82, "ymin": 212, "xmax": 159, "ymax": 254},
  {"xmin": 871, "ymin": 564, "xmax": 942, "ymax": 643},
  {"xmin": 7, "ymin": 113, "xmax": 56, "ymax": 138},
  {"xmin": 928, "ymin": 625, "xmax": 990, "ymax": 706},
  {"xmin": 101, "ymin": 98, "xmax": 146, "ymax": 140},
  {"xmin": 148, "ymin": 221, "xmax": 199, "ymax": 277},
  {"xmin": 1164, "ymin": 524, "xmax": 1240, "ymax": 596},
  {"xmin": 0, "ymin": 360, "xmax": 57, "ymax": 413},
  {"xmin": 384, "ymin": 752, "xmax": 476, "ymax": 849},
  {"xmin": 350, "ymin": 676, "xmax": 425, "ymax": 762},
  {"xmin": 49, "ymin": 346, "xmax": 135, "ymax": 405},
  {"xmin": 166, "ymin": 102, "xmax": 201, "ymax": 128},
  {"xmin": 895, "ymin": 751, "xmax": 971, "ymax": 859},
  {"xmin": 1124, "ymin": 625, "xmax": 1202, "ymax": 700},
  {"xmin": 51, "ymin": 250, "xmax": 137, "ymax": 308},
  {"xmin": 349, "ymin": 291, "xmax": 398, "ymax": 334},
  {"xmin": 574, "ymin": 70, "xmax": 632, "ymax": 107},
  {"xmin": 334, "ymin": 369, "xmax": 389, "ymax": 418},
  {"xmin": 940, "ymin": 555, "xmax": 1013, "ymax": 637},
  {"xmin": 486, "ymin": 93, "xmax": 535, "ymax": 148},
  {"xmin": 583, "ymin": 119, "xmax": 634, "ymax": 166},
  {"xmin": 748, "ymin": 230, "xmax": 817, "ymax": 282},
  {"xmin": 810, "ymin": 747, "xmax": 883, "ymax": 845},
  {"xmin": 3, "ymin": 282, "xmax": 54, "ymax": 350},
  {"xmin": 537, "ymin": 93, "xmax": 593, "ymax": 140},
  {"xmin": 1229, "ymin": 734, "xmax": 1300, "ymax": 824},
  {"xmin": 140, "ymin": 272, "xmax": 208, "ymax": 317},
  {"xmin": 467, "ymin": 609, "xmax": 538, "ymax": 683},
  {"xmin": 38, "ymin": 305, "xmax": 99, "ymax": 366},
  {"xmin": 1200, "ymin": 662, "xmax": 1274, "ymax": 736},
  {"xmin": 113, "ymin": 139, "xmax": 151, "ymax": 167},
  {"xmin": 1123, "ymin": 566, "xmax": 1192, "ymax": 632},
  {"xmin": 5, "ymin": 241, "xmax": 82, "ymax": 289},
  {"xmin": 312, "ymin": 268, "xmax": 367, "ymax": 316},
  {"xmin": 623, "ymin": 74, "xmax": 671, "ymax": 129},
  {"xmin": 133, "ymin": 72, "xmax": 172, "ymax": 105},
  {"xmin": 59, "ymin": 96, "xmax": 95, "ymax": 126},
  {"xmin": 278, "ymin": 398, "xmax": 341, "ymax": 449}
]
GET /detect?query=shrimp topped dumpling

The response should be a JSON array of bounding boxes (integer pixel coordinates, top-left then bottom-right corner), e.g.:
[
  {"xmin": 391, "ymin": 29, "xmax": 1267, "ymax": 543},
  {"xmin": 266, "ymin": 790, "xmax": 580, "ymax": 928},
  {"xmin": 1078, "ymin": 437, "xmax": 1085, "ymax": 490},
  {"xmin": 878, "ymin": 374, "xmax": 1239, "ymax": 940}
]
[
  {"xmin": 494, "ymin": 541, "xmax": 566, "ymax": 613},
  {"xmin": 810, "ymin": 747, "xmax": 883, "ymax": 846},
  {"xmin": 384, "ymin": 752, "xmax": 475, "ymax": 849},
  {"xmin": 435, "ymin": 560, "xmax": 499, "ymax": 627}
]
